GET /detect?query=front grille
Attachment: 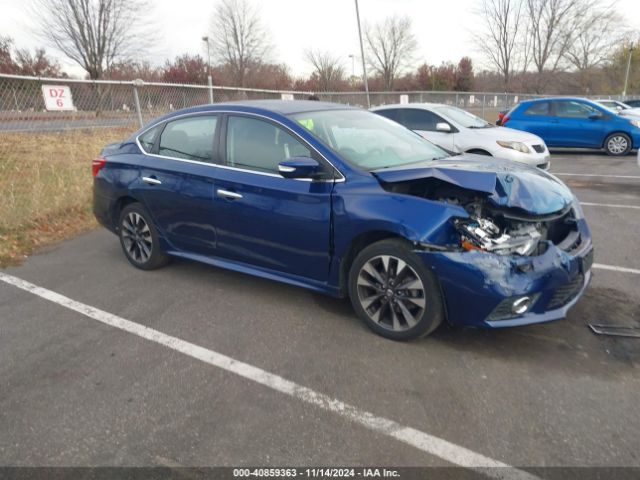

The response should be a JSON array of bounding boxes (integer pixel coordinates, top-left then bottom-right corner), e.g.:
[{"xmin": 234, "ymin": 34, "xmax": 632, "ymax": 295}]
[
  {"xmin": 532, "ymin": 144, "xmax": 545, "ymax": 153},
  {"xmin": 547, "ymin": 274, "xmax": 584, "ymax": 309}
]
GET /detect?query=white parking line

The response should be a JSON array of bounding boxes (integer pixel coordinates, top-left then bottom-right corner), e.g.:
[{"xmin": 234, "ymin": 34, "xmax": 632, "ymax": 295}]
[
  {"xmin": 581, "ymin": 202, "xmax": 640, "ymax": 210},
  {"xmin": 553, "ymin": 173, "xmax": 640, "ymax": 179},
  {"xmin": 0, "ymin": 271, "xmax": 538, "ymax": 480},
  {"xmin": 594, "ymin": 263, "xmax": 640, "ymax": 275}
]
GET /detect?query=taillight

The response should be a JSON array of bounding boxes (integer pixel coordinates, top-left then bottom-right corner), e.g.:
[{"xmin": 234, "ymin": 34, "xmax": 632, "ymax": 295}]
[{"xmin": 92, "ymin": 157, "xmax": 107, "ymax": 177}]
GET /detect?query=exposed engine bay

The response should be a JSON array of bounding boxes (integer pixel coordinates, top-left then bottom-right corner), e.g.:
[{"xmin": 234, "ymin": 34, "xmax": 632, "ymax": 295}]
[{"xmin": 381, "ymin": 178, "xmax": 579, "ymax": 257}]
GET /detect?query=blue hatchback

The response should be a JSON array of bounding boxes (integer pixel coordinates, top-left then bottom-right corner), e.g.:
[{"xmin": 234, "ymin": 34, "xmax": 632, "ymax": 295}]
[
  {"xmin": 93, "ymin": 101, "xmax": 593, "ymax": 340},
  {"xmin": 503, "ymin": 97, "xmax": 640, "ymax": 156}
]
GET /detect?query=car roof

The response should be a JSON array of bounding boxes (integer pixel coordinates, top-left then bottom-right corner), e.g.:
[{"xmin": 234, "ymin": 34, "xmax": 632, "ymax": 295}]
[
  {"xmin": 521, "ymin": 96, "xmax": 596, "ymax": 104},
  {"xmin": 163, "ymin": 100, "xmax": 360, "ymax": 118},
  {"xmin": 372, "ymin": 102, "xmax": 447, "ymax": 110}
]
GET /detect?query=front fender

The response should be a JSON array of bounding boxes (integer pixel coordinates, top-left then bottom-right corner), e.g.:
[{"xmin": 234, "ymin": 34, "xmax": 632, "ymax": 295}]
[{"xmin": 328, "ymin": 179, "xmax": 468, "ymax": 289}]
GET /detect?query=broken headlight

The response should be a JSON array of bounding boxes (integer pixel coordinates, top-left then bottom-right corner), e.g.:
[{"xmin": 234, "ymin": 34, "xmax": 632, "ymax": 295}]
[{"xmin": 454, "ymin": 217, "xmax": 542, "ymax": 256}]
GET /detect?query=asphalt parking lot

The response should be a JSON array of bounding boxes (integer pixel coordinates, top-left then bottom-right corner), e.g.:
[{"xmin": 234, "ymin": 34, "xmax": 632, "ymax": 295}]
[{"xmin": 1, "ymin": 151, "xmax": 639, "ymax": 476}]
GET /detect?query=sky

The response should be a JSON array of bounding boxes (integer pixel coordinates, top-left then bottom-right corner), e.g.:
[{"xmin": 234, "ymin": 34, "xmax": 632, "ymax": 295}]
[{"xmin": 1, "ymin": 0, "xmax": 639, "ymax": 79}]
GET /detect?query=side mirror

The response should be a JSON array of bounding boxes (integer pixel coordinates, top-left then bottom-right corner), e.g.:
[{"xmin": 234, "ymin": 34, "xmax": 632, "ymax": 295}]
[
  {"xmin": 588, "ymin": 113, "xmax": 602, "ymax": 120},
  {"xmin": 278, "ymin": 157, "xmax": 321, "ymax": 179},
  {"xmin": 436, "ymin": 122, "xmax": 452, "ymax": 133}
]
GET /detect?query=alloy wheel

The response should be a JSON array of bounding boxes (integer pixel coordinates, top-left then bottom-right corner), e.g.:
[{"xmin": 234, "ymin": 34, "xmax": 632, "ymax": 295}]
[
  {"xmin": 121, "ymin": 212, "xmax": 153, "ymax": 263},
  {"xmin": 607, "ymin": 136, "xmax": 628, "ymax": 154},
  {"xmin": 356, "ymin": 255, "xmax": 426, "ymax": 332}
]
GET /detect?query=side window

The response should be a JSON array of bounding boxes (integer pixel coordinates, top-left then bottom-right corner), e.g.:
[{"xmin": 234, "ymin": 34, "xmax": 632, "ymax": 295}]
[
  {"xmin": 524, "ymin": 102, "xmax": 550, "ymax": 116},
  {"xmin": 375, "ymin": 109, "xmax": 400, "ymax": 121},
  {"xmin": 158, "ymin": 116, "xmax": 217, "ymax": 162},
  {"xmin": 398, "ymin": 109, "xmax": 442, "ymax": 131},
  {"xmin": 555, "ymin": 101, "xmax": 597, "ymax": 119},
  {"xmin": 226, "ymin": 116, "xmax": 312, "ymax": 174},
  {"xmin": 139, "ymin": 125, "xmax": 161, "ymax": 153}
]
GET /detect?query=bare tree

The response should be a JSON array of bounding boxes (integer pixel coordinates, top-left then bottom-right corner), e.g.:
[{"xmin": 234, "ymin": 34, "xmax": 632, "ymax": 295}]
[
  {"xmin": 209, "ymin": 0, "xmax": 271, "ymax": 87},
  {"xmin": 524, "ymin": 0, "xmax": 581, "ymax": 90},
  {"xmin": 473, "ymin": 0, "xmax": 526, "ymax": 90},
  {"xmin": 564, "ymin": 3, "xmax": 625, "ymax": 72},
  {"xmin": 32, "ymin": 0, "xmax": 149, "ymax": 79},
  {"xmin": 304, "ymin": 50, "xmax": 345, "ymax": 92},
  {"xmin": 364, "ymin": 15, "xmax": 417, "ymax": 91}
]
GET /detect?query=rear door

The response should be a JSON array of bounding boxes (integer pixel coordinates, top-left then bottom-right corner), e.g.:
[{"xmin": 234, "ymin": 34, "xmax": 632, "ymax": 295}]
[
  {"xmin": 212, "ymin": 114, "xmax": 335, "ymax": 282},
  {"xmin": 134, "ymin": 114, "xmax": 221, "ymax": 255},
  {"xmin": 512, "ymin": 101, "xmax": 552, "ymax": 140}
]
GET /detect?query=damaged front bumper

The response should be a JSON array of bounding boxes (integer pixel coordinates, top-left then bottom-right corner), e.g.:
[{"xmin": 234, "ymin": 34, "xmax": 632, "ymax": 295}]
[{"xmin": 415, "ymin": 227, "xmax": 593, "ymax": 329}]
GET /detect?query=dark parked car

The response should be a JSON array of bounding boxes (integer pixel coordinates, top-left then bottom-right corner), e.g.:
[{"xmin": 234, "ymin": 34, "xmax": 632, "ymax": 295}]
[
  {"xmin": 503, "ymin": 97, "xmax": 640, "ymax": 156},
  {"xmin": 93, "ymin": 101, "xmax": 593, "ymax": 340}
]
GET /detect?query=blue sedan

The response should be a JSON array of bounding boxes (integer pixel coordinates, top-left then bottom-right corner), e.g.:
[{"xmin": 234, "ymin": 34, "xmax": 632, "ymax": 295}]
[
  {"xmin": 93, "ymin": 101, "xmax": 593, "ymax": 340},
  {"xmin": 503, "ymin": 97, "xmax": 640, "ymax": 156}
]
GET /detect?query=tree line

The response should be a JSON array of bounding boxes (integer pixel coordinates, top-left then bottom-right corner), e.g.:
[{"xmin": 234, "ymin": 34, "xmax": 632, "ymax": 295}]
[
  {"xmin": 1, "ymin": 0, "xmax": 636, "ymax": 95},
  {"xmin": 474, "ymin": 0, "xmax": 634, "ymax": 94}
]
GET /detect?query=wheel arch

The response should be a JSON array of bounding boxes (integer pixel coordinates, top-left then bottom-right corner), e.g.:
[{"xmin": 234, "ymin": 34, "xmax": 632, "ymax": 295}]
[
  {"xmin": 338, "ymin": 230, "xmax": 412, "ymax": 296},
  {"xmin": 465, "ymin": 148, "xmax": 493, "ymax": 156},
  {"xmin": 602, "ymin": 130, "xmax": 633, "ymax": 149},
  {"xmin": 111, "ymin": 195, "xmax": 141, "ymax": 231}
]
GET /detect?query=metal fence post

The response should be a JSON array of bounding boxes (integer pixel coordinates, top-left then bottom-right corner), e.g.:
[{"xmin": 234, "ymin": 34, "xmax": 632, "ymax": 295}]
[
  {"xmin": 482, "ymin": 94, "xmax": 486, "ymax": 119},
  {"xmin": 132, "ymin": 79, "xmax": 144, "ymax": 128},
  {"xmin": 207, "ymin": 75, "xmax": 214, "ymax": 104}
]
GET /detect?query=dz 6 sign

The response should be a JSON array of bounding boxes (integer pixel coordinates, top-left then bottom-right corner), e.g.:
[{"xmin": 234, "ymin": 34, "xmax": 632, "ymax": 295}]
[{"xmin": 41, "ymin": 85, "xmax": 75, "ymax": 111}]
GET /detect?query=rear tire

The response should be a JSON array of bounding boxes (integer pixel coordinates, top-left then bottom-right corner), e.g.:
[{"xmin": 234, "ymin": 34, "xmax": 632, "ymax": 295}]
[
  {"xmin": 604, "ymin": 133, "xmax": 632, "ymax": 156},
  {"xmin": 118, "ymin": 203, "xmax": 169, "ymax": 270},
  {"xmin": 348, "ymin": 239, "xmax": 444, "ymax": 341}
]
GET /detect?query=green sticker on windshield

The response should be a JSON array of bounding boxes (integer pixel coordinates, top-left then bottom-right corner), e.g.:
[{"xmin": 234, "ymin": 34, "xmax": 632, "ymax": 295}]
[{"xmin": 297, "ymin": 118, "xmax": 314, "ymax": 131}]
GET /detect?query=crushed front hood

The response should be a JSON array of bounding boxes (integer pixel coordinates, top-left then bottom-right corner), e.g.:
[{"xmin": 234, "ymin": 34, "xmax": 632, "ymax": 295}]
[{"xmin": 372, "ymin": 155, "xmax": 573, "ymax": 215}]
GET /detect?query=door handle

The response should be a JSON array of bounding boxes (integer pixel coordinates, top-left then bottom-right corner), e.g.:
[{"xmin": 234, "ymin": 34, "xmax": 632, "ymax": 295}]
[
  {"xmin": 142, "ymin": 176, "xmax": 162, "ymax": 185},
  {"xmin": 217, "ymin": 189, "xmax": 243, "ymax": 200}
]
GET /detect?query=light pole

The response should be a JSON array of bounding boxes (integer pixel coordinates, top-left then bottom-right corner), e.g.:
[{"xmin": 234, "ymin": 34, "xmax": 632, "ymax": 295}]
[
  {"xmin": 354, "ymin": 0, "xmax": 370, "ymax": 108},
  {"xmin": 623, "ymin": 44, "xmax": 634, "ymax": 98},
  {"xmin": 202, "ymin": 36, "xmax": 213, "ymax": 104}
]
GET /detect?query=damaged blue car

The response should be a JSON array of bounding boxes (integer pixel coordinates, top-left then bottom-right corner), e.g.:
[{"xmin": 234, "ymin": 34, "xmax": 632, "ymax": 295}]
[{"xmin": 93, "ymin": 101, "xmax": 593, "ymax": 341}]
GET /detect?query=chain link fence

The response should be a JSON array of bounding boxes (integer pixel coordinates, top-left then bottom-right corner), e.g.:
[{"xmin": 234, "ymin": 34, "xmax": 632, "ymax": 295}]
[{"xmin": 1, "ymin": 73, "xmax": 630, "ymax": 134}]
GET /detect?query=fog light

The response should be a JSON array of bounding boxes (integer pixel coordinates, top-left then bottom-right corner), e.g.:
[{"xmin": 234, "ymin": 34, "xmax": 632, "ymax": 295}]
[
  {"xmin": 511, "ymin": 296, "xmax": 532, "ymax": 315},
  {"xmin": 486, "ymin": 293, "xmax": 540, "ymax": 321}
]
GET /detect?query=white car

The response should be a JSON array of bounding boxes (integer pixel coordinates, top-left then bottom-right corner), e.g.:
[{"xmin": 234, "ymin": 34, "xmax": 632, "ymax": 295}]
[
  {"xmin": 372, "ymin": 103, "xmax": 550, "ymax": 169},
  {"xmin": 594, "ymin": 99, "xmax": 640, "ymax": 118}
]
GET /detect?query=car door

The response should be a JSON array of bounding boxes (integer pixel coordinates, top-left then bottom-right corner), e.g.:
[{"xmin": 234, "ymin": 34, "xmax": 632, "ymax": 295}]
[
  {"xmin": 547, "ymin": 100, "xmax": 606, "ymax": 147},
  {"xmin": 515, "ymin": 101, "xmax": 552, "ymax": 140},
  {"xmin": 396, "ymin": 108, "xmax": 457, "ymax": 151},
  {"xmin": 133, "ymin": 114, "xmax": 221, "ymax": 255},
  {"xmin": 213, "ymin": 114, "xmax": 335, "ymax": 282}
]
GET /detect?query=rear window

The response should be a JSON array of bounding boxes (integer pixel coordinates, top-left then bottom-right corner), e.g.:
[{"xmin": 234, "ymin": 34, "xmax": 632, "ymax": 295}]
[
  {"xmin": 524, "ymin": 102, "xmax": 550, "ymax": 116},
  {"xmin": 139, "ymin": 125, "xmax": 161, "ymax": 153},
  {"xmin": 158, "ymin": 116, "xmax": 218, "ymax": 162}
]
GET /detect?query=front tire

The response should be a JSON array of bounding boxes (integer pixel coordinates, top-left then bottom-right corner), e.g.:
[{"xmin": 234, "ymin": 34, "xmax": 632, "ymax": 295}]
[
  {"xmin": 604, "ymin": 133, "xmax": 632, "ymax": 156},
  {"xmin": 118, "ymin": 203, "xmax": 169, "ymax": 270},
  {"xmin": 348, "ymin": 239, "xmax": 444, "ymax": 341}
]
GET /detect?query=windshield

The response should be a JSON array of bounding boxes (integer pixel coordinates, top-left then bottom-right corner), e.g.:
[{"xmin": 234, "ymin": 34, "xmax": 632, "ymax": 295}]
[
  {"xmin": 434, "ymin": 105, "xmax": 493, "ymax": 128},
  {"xmin": 289, "ymin": 109, "xmax": 449, "ymax": 170}
]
